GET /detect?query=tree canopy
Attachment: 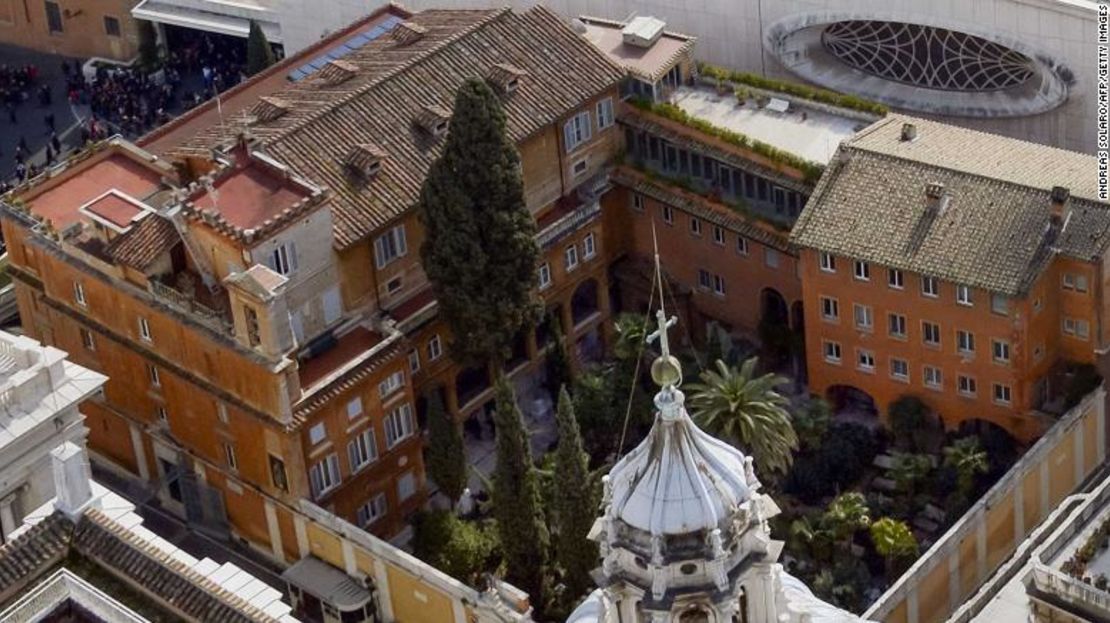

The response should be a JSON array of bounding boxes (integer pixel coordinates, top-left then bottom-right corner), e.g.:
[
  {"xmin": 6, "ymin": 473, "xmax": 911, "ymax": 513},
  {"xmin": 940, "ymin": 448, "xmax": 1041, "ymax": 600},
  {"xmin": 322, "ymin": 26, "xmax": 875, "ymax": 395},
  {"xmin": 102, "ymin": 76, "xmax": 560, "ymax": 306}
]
[
  {"xmin": 246, "ymin": 21, "xmax": 276, "ymax": 76},
  {"xmin": 417, "ymin": 79, "xmax": 541, "ymax": 368},
  {"xmin": 491, "ymin": 376, "xmax": 548, "ymax": 602},
  {"xmin": 425, "ymin": 388, "xmax": 467, "ymax": 506},
  {"xmin": 552, "ymin": 387, "xmax": 599, "ymax": 600},
  {"xmin": 687, "ymin": 357, "xmax": 798, "ymax": 476}
]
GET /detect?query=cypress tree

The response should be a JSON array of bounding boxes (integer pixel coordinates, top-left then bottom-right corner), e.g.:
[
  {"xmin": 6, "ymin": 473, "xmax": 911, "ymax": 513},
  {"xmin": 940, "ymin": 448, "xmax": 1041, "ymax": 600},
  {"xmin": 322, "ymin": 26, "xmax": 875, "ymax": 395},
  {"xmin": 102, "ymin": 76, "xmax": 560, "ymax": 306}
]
[
  {"xmin": 544, "ymin": 314, "xmax": 572, "ymax": 394},
  {"xmin": 491, "ymin": 375, "xmax": 548, "ymax": 603},
  {"xmin": 425, "ymin": 388, "xmax": 467, "ymax": 507},
  {"xmin": 246, "ymin": 20, "xmax": 276, "ymax": 76},
  {"xmin": 552, "ymin": 386, "xmax": 599, "ymax": 600},
  {"xmin": 417, "ymin": 79, "xmax": 541, "ymax": 368}
]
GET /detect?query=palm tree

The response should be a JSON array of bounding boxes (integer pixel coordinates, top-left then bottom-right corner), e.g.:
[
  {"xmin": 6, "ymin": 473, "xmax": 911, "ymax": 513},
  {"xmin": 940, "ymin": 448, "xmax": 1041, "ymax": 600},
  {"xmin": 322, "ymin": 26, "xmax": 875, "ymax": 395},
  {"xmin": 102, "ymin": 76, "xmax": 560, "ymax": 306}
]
[
  {"xmin": 890, "ymin": 452, "xmax": 932, "ymax": 497},
  {"xmin": 793, "ymin": 396, "xmax": 831, "ymax": 452},
  {"xmin": 612, "ymin": 313, "xmax": 649, "ymax": 363},
  {"xmin": 687, "ymin": 357, "xmax": 798, "ymax": 476},
  {"xmin": 870, "ymin": 517, "xmax": 918, "ymax": 578},
  {"xmin": 944, "ymin": 436, "xmax": 989, "ymax": 506},
  {"xmin": 823, "ymin": 492, "xmax": 871, "ymax": 552}
]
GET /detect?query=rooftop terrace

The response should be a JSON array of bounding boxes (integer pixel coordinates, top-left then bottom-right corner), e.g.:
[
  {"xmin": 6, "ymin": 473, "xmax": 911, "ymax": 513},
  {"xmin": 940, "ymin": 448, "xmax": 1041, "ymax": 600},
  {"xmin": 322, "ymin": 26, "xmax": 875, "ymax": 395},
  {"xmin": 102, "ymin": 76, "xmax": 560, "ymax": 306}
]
[
  {"xmin": 670, "ymin": 86, "xmax": 864, "ymax": 165},
  {"xmin": 580, "ymin": 17, "xmax": 694, "ymax": 82},
  {"xmin": 189, "ymin": 147, "xmax": 314, "ymax": 233},
  {"xmin": 24, "ymin": 152, "xmax": 166, "ymax": 231}
]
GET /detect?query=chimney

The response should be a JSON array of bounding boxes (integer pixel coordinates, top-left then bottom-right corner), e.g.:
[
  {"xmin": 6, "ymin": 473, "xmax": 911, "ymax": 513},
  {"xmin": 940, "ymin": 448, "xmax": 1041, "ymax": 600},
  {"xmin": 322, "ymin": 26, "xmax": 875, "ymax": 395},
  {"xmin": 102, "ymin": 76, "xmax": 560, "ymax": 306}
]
[
  {"xmin": 925, "ymin": 182, "xmax": 947, "ymax": 215},
  {"xmin": 901, "ymin": 123, "xmax": 917, "ymax": 142},
  {"xmin": 52, "ymin": 442, "xmax": 93, "ymax": 518},
  {"xmin": 1050, "ymin": 185, "xmax": 1070, "ymax": 227}
]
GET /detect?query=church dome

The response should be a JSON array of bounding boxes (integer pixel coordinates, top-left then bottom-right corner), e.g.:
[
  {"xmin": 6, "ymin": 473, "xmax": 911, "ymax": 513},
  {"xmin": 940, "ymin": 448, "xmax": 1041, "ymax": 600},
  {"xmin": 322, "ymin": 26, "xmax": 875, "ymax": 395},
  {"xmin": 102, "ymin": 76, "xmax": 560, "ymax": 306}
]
[{"xmin": 607, "ymin": 387, "xmax": 752, "ymax": 536}]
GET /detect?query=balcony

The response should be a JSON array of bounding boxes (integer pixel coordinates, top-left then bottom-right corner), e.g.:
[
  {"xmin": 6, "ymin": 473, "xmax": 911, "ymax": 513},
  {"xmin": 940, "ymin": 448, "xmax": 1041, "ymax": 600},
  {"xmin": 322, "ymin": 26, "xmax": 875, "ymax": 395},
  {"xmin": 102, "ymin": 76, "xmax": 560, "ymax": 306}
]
[
  {"xmin": 536, "ymin": 194, "xmax": 602, "ymax": 250},
  {"xmin": 148, "ymin": 277, "xmax": 231, "ymax": 334}
]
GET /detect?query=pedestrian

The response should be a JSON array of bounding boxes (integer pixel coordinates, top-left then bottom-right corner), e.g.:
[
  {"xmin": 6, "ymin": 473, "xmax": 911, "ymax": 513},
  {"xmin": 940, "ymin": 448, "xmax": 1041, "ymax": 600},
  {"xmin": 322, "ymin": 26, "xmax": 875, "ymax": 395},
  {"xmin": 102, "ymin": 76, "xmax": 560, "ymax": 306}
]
[
  {"xmin": 17, "ymin": 136, "xmax": 27, "ymax": 153},
  {"xmin": 44, "ymin": 111, "xmax": 54, "ymax": 132},
  {"xmin": 50, "ymin": 132, "xmax": 60, "ymax": 154},
  {"xmin": 45, "ymin": 144, "xmax": 54, "ymax": 165}
]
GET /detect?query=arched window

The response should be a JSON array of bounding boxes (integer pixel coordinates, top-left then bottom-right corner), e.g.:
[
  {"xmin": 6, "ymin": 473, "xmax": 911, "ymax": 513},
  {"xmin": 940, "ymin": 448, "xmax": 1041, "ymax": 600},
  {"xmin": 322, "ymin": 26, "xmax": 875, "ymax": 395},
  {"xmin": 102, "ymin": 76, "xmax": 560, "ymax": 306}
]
[{"xmin": 677, "ymin": 605, "xmax": 712, "ymax": 623}]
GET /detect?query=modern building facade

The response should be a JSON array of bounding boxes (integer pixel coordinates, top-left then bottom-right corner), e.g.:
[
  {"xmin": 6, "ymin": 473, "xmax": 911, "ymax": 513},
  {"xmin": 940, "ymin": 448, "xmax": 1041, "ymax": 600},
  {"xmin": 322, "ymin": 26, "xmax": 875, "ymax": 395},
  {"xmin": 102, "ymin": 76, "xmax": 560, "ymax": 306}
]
[
  {"xmin": 0, "ymin": 330, "xmax": 105, "ymax": 542},
  {"xmin": 0, "ymin": 0, "xmax": 143, "ymax": 61},
  {"xmin": 792, "ymin": 114, "xmax": 1110, "ymax": 443}
]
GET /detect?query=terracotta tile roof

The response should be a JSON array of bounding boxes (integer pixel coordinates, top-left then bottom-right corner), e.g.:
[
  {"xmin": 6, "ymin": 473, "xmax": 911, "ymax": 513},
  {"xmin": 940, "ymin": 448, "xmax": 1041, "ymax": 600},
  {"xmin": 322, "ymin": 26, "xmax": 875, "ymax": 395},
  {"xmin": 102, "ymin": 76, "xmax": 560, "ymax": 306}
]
[
  {"xmin": 613, "ymin": 167, "xmax": 795, "ymax": 254},
  {"xmin": 105, "ymin": 214, "xmax": 180, "ymax": 270},
  {"xmin": 0, "ymin": 511, "xmax": 71, "ymax": 592},
  {"xmin": 294, "ymin": 331, "xmax": 406, "ymax": 420},
  {"xmin": 138, "ymin": 4, "xmax": 412, "ymax": 155},
  {"xmin": 169, "ymin": 6, "xmax": 625, "ymax": 249},
  {"xmin": 848, "ymin": 115, "xmax": 1103, "ymax": 200},
  {"xmin": 0, "ymin": 509, "xmax": 285, "ymax": 622},
  {"xmin": 73, "ymin": 509, "xmax": 282, "ymax": 623},
  {"xmin": 791, "ymin": 115, "xmax": 1110, "ymax": 296}
]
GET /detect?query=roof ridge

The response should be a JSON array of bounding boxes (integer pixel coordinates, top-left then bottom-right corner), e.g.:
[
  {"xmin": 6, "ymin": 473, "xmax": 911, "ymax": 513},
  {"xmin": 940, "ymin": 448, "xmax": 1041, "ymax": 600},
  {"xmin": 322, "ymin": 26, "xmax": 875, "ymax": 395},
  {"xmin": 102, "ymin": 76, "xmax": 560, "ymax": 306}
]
[
  {"xmin": 842, "ymin": 143, "xmax": 1110, "ymax": 208},
  {"xmin": 272, "ymin": 7, "xmax": 513, "ymax": 147},
  {"xmin": 79, "ymin": 509, "xmax": 283, "ymax": 623},
  {"xmin": 138, "ymin": 3, "xmax": 412, "ymax": 149}
]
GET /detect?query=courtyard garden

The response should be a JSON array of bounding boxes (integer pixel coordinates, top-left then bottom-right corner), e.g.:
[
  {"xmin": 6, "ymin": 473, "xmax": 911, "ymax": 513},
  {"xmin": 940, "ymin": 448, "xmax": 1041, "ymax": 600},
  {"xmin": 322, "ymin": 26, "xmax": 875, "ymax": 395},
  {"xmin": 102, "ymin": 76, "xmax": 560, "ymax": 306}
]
[{"xmin": 408, "ymin": 311, "xmax": 1049, "ymax": 617}]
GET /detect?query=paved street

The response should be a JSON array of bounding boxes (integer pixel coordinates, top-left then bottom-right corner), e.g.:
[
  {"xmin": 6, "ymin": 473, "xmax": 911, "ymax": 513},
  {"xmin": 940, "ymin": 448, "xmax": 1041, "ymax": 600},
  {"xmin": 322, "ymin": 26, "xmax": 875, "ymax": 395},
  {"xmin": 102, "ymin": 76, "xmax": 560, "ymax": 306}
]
[{"xmin": 0, "ymin": 43, "xmax": 83, "ymax": 183}]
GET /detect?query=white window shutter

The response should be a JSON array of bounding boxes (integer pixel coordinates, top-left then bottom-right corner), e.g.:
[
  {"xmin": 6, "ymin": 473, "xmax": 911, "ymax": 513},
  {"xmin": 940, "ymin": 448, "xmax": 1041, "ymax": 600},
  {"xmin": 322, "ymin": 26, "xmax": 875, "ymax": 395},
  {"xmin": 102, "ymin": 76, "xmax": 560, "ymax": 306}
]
[
  {"xmin": 374, "ymin": 237, "xmax": 385, "ymax": 268},
  {"xmin": 564, "ymin": 120, "xmax": 575, "ymax": 150},
  {"xmin": 288, "ymin": 241, "xmax": 298, "ymax": 272},
  {"xmin": 290, "ymin": 310, "xmax": 304, "ymax": 344},
  {"xmin": 323, "ymin": 287, "xmax": 342, "ymax": 324},
  {"xmin": 581, "ymin": 112, "xmax": 592, "ymax": 141},
  {"xmin": 396, "ymin": 226, "xmax": 407, "ymax": 256}
]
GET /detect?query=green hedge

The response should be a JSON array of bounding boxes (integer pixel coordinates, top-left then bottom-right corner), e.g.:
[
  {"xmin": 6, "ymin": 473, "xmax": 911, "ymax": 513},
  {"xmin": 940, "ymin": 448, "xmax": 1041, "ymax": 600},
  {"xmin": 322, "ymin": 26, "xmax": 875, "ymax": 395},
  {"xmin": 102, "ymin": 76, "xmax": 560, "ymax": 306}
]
[
  {"xmin": 699, "ymin": 62, "xmax": 889, "ymax": 116},
  {"xmin": 628, "ymin": 97, "xmax": 825, "ymax": 183}
]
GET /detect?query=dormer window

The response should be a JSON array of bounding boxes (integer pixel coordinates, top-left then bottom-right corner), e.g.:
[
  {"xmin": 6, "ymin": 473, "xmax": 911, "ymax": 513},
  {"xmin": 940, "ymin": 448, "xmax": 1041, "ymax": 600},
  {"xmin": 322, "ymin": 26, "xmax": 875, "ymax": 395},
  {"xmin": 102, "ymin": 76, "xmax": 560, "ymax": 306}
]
[
  {"xmin": 252, "ymin": 96, "xmax": 291, "ymax": 122},
  {"xmin": 486, "ymin": 63, "xmax": 526, "ymax": 94},
  {"xmin": 319, "ymin": 59, "xmax": 358, "ymax": 85},
  {"xmin": 415, "ymin": 104, "xmax": 450, "ymax": 138},
  {"xmin": 345, "ymin": 143, "xmax": 387, "ymax": 177},
  {"xmin": 391, "ymin": 21, "xmax": 427, "ymax": 45}
]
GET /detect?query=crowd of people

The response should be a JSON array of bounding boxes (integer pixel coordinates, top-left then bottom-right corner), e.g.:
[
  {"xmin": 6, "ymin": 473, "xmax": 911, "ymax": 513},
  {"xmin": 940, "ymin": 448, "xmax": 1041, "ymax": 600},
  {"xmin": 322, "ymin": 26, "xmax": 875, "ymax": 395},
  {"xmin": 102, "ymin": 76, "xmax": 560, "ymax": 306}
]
[{"xmin": 1, "ymin": 31, "xmax": 251, "ymax": 192}]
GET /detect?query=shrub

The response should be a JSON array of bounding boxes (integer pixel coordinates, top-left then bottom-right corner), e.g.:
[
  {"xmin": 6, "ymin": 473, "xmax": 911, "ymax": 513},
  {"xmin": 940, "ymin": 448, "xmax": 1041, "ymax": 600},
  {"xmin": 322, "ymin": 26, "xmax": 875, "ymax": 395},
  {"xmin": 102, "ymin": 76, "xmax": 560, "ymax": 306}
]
[
  {"xmin": 783, "ymin": 422, "xmax": 879, "ymax": 502},
  {"xmin": 698, "ymin": 61, "xmax": 889, "ymax": 116},
  {"xmin": 1065, "ymin": 363, "xmax": 1102, "ymax": 410},
  {"xmin": 411, "ymin": 510, "xmax": 499, "ymax": 584},
  {"xmin": 888, "ymin": 395, "xmax": 942, "ymax": 452}
]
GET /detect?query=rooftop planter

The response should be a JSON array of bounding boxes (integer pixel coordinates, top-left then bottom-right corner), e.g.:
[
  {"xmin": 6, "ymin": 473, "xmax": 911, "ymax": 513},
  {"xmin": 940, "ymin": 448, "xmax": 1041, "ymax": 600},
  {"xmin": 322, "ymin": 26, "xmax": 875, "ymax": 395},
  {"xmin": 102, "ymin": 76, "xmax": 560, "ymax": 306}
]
[
  {"xmin": 698, "ymin": 61, "xmax": 889, "ymax": 117},
  {"xmin": 626, "ymin": 97, "xmax": 825, "ymax": 184}
]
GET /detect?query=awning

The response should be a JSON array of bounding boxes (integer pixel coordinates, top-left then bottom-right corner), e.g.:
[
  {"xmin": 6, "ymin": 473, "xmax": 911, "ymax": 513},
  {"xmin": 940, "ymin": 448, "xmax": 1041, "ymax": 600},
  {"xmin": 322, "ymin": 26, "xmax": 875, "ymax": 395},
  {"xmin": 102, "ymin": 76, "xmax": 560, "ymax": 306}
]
[
  {"xmin": 282, "ymin": 556, "xmax": 374, "ymax": 611},
  {"xmin": 132, "ymin": 0, "xmax": 282, "ymax": 43}
]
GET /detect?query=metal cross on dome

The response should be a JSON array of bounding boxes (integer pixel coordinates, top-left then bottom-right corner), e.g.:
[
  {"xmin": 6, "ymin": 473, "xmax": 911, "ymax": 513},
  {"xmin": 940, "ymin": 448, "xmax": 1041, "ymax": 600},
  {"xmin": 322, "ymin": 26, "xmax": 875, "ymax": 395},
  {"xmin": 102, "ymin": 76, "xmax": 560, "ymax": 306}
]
[{"xmin": 646, "ymin": 308, "xmax": 677, "ymax": 360}]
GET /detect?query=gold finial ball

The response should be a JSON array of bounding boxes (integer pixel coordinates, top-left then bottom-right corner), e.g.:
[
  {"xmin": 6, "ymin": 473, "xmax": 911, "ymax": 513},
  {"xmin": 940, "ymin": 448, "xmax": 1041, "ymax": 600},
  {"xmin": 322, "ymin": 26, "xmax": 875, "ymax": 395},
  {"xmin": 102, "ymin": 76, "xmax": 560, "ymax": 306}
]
[{"xmin": 651, "ymin": 355, "xmax": 683, "ymax": 388}]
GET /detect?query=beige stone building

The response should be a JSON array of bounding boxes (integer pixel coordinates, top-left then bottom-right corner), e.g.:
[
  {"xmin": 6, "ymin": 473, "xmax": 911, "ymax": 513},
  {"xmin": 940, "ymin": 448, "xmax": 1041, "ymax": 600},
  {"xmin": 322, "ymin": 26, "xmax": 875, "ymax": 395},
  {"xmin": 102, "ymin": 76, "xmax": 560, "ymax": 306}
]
[{"xmin": 0, "ymin": 0, "xmax": 142, "ymax": 61}]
